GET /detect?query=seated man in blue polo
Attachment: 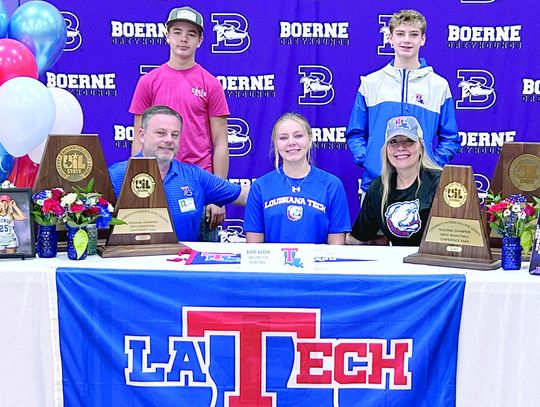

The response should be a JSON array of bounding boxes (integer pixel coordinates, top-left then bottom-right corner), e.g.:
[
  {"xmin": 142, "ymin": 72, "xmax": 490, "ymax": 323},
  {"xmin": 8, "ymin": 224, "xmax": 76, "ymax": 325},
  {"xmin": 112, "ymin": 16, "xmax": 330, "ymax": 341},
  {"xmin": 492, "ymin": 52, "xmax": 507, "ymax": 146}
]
[{"xmin": 109, "ymin": 105, "xmax": 248, "ymax": 241}]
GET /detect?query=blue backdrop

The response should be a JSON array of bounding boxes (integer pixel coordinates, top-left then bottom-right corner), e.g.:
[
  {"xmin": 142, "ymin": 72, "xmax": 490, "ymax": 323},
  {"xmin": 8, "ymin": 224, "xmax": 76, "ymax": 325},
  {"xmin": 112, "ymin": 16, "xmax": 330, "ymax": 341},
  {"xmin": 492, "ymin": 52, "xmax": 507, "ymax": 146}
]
[{"xmin": 41, "ymin": 0, "xmax": 539, "ymax": 235}]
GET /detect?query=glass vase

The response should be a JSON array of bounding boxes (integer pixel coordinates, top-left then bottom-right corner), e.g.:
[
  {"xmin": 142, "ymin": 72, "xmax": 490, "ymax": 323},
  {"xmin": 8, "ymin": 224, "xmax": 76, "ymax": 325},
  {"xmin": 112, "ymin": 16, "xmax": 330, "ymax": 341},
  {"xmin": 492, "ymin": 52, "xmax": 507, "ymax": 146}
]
[
  {"xmin": 86, "ymin": 223, "xmax": 98, "ymax": 255},
  {"xmin": 36, "ymin": 224, "xmax": 58, "ymax": 258},
  {"xmin": 501, "ymin": 236, "xmax": 522, "ymax": 270},
  {"xmin": 66, "ymin": 225, "xmax": 88, "ymax": 260}
]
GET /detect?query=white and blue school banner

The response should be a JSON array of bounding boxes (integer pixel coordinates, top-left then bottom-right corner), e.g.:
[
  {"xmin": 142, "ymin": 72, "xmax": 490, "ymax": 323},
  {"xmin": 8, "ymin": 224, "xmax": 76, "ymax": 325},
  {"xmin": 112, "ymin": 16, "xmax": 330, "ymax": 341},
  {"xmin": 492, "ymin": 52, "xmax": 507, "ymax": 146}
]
[{"xmin": 56, "ymin": 268, "xmax": 465, "ymax": 406}]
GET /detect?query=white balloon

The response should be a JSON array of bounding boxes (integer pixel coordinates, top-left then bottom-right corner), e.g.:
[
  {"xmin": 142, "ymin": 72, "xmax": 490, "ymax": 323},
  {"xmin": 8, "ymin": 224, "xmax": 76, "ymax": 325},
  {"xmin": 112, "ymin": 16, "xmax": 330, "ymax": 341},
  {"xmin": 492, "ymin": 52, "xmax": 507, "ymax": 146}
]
[
  {"xmin": 28, "ymin": 88, "xmax": 85, "ymax": 164},
  {"xmin": 28, "ymin": 138, "xmax": 47, "ymax": 164},
  {"xmin": 48, "ymin": 87, "xmax": 84, "ymax": 134},
  {"xmin": 0, "ymin": 77, "xmax": 55, "ymax": 157}
]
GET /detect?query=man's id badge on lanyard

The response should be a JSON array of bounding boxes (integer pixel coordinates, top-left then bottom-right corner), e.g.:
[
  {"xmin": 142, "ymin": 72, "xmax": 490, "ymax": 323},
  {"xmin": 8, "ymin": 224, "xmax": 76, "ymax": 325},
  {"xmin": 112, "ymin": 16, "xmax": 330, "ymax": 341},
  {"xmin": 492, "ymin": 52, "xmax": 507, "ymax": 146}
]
[{"xmin": 179, "ymin": 197, "xmax": 196, "ymax": 212}]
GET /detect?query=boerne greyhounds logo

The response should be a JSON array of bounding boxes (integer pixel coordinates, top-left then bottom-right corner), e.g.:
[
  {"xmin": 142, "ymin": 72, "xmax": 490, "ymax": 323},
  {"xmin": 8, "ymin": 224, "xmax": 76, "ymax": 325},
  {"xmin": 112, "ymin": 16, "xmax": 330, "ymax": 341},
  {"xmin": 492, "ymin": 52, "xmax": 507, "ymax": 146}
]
[
  {"xmin": 377, "ymin": 14, "xmax": 393, "ymax": 55},
  {"xmin": 227, "ymin": 117, "xmax": 252, "ymax": 157},
  {"xmin": 124, "ymin": 307, "xmax": 413, "ymax": 405},
  {"xmin": 62, "ymin": 11, "xmax": 82, "ymax": 52},
  {"xmin": 211, "ymin": 13, "xmax": 251, "ymax": 54},
  {"xmin": 298, "ymin": 65, "xmax": 335, "ymax": 106},
  {"xmin": 456, "ymin": 69, "xmax": 496, "ymax": 110}
]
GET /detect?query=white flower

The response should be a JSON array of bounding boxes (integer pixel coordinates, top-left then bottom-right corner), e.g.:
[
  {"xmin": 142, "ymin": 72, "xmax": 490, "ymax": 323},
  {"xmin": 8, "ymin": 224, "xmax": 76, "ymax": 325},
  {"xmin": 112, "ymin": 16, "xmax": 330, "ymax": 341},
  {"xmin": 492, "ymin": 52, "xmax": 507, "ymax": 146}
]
[
  {"xmin": 1, "ymin": 180, "xmax": 14, "ymax": 188},
  {"xmin": 61, "ymin": 193, "xmax": 78, "ymax": 206},
  {"xmin": 107, "ymin": 203, "xmax": 114, "ymax": 212},
  {"xmin": 503, "ymin": 209, "xmax": 511, "ymax": 217},
  {"xmin": 511, "ymin": 204, "xmax": 521, "ymax": 213},
  {"xmin": 517, "ymin": 211, "xmax": 526, "ymax": 219}
]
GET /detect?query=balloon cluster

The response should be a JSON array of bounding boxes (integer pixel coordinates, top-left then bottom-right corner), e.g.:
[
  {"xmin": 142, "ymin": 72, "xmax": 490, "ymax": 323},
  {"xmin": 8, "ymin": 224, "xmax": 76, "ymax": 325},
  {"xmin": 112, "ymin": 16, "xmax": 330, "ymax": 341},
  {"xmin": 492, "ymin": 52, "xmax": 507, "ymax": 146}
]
[{"xmin": 0, "ymin": 1, "xmax": 84, "ymax": 186}]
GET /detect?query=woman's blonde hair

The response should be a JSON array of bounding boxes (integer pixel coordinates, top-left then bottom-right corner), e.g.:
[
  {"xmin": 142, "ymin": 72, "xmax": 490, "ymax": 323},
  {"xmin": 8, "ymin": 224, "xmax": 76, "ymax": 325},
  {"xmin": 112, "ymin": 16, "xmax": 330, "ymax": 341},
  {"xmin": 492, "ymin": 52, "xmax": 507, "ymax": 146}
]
[
  {"xmin": 270, "ymin": 113, "xmax": 313, "ymax": 169},
  {"xmin": 379, "ymin": 137, "xmax": 441, "ymax": 221}
]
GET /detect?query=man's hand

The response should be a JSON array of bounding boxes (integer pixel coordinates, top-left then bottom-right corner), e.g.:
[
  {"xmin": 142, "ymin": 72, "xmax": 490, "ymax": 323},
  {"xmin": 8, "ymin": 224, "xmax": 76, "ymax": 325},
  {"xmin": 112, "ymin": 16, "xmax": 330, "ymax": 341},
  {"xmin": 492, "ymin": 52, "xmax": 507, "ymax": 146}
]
[{"xmin": 205, "ymin": 204, "xmax": 225, "ymax": 229}]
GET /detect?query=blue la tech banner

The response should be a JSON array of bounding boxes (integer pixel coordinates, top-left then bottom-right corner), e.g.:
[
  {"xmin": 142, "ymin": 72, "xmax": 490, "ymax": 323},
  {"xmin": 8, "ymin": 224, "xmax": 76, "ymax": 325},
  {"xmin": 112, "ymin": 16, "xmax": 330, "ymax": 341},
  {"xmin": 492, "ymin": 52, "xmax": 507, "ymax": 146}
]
[{"xmin": 56, "ymin": 268, "xmax": 465, "ymax": 406}]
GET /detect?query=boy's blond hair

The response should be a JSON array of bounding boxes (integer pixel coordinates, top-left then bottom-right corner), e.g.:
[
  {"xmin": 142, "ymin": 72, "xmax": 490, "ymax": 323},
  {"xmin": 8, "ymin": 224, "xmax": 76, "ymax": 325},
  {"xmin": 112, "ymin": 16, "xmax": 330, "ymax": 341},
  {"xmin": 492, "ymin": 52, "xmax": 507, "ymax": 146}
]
[{"xmin": 389, "ymin": 9, "xmax": 427, "ymax": 34}]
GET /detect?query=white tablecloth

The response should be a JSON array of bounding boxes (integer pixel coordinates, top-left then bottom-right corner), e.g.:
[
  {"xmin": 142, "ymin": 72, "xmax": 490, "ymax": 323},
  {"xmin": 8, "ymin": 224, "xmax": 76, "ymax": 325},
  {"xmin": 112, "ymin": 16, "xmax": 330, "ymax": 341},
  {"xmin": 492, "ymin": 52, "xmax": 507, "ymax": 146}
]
[{"xmin": 0, "ymin": 244, "xmax": 538, "ymax": 406}]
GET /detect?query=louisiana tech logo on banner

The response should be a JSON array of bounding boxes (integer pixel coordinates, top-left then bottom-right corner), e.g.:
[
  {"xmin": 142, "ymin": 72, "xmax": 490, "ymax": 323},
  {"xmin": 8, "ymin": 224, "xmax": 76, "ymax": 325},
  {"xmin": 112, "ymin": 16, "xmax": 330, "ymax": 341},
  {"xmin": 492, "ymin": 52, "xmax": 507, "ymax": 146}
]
[
  {"xmin": 298, "ymin": 65, "xmax": 335, "ymax": 105},
  {"xmin": 456, "ymin": 69, "xmax": 496, "ymax": 110},
  {"xmin": 211, "ymin": 13, "xmax": 250, "ymax": 54},
  {"xmin": 62, "ymin": 11, "xmax": 82, "ymax": 52},
  {"xmin": 56, "ymin": 268, "xmax": 465, "ymax": 406},
  {"xmin": 227, "ymin": 117, "xmax": 252, "ymax": 157},
  {"xmin": 377, "ymin": 15, "xmax": 393, "ymax": 56}
]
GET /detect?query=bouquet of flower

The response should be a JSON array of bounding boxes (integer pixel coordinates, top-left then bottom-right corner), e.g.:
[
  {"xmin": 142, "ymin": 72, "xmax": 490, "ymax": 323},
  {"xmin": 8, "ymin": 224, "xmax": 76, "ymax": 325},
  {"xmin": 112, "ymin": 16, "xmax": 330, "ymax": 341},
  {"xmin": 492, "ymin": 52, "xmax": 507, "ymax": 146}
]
[
  {"xmin": 485, "ymin": 192, "xmax": 540, "ymax": 252},
  {"xmin": 32, "ymin": 188, "xmax": 66, "ymax": 226},
  {"xmin": 60, "ymin": 178, "xmax": 124, "ymax": 228}
]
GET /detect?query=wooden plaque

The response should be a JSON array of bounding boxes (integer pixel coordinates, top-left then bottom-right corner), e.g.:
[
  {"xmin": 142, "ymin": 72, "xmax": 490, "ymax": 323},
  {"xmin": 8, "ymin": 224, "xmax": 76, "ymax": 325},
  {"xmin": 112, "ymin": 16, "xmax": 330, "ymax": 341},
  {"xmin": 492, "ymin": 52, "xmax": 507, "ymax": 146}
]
[
  {"xmin": 490, "ymin": 142, "xmax": 540, "ymax": 200},
  {"xmin": 489, "ymin": 142, "xmax": 540, "ymax": 253},
  {"xmin": 98, "ymin": 157, "xmax": 183, "ymax": 257},
  {"xmin": 33, "ymin": 134, "xmax": 116, "ymax": 205},
  {"xmin": 404, "ymin": 165, "xmax": 500, "ymax": 270}
]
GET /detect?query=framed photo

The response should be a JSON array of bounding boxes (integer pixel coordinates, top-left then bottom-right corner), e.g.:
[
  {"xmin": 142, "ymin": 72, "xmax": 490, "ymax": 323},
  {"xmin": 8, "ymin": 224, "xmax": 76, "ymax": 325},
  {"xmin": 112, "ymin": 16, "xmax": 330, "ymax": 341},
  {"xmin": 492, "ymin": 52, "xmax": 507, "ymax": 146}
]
[{"xmin": 0, "ymin": 188, "xmax": 35, "ymax": 259}]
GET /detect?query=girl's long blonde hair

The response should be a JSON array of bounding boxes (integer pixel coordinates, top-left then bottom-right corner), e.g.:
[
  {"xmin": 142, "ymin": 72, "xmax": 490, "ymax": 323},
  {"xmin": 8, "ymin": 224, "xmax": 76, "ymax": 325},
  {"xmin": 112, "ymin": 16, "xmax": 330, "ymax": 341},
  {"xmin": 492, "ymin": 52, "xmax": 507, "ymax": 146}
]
[{"xmin": 379, "ymin": 139, "xmax": 441, "ymax": 221}]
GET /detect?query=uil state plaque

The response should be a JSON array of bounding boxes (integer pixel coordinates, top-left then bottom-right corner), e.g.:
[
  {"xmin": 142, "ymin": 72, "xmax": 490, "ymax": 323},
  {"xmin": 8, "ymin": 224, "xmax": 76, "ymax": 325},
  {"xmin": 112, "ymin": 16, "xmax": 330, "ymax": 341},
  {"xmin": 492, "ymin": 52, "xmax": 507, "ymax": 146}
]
[
  {"xmin": 490, "ymin": 142, "xmax": 540, "ymax": 201},
  {"xmin": 489, "ymin": 142, "xmax": 540, "ymax": 252},
  {"xmin": 33, "ymin": 134, "xmax": 116, "ymax": 205},
  {"xmin": 404, "ymin": 165, "xmax": 500, "ymax": 270},
  {"xmin": 98, "ymin": 157, "xmax": 184, "ymax": 258}
]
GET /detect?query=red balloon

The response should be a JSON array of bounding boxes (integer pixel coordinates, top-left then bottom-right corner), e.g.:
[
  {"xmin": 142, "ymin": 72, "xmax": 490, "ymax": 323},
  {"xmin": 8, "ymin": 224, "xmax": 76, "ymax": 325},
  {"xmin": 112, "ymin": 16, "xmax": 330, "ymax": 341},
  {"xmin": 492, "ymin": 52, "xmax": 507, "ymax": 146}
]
[
  {"xmin": 8, "ymin": 155, "xmax": 39, "ymax": 188},
  {"xmin": 0, "ymin": 38, "xmax": 38, "ymax": 86}
]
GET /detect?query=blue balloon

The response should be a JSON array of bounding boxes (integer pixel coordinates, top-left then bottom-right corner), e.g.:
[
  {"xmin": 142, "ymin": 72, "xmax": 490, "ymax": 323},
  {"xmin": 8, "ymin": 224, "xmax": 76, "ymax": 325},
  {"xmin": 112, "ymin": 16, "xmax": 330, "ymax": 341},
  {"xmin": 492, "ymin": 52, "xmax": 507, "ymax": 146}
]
[
  {"xmin": 8, "ymin": 1, "xmax": 67, "ymax": 74},
  {"xmin": 0, "ymin": 1, "xmax": 8, "ymax": 38},
  {"xmin": 0, "ymin": 142, "xmax": 14, "ymax": 183}
]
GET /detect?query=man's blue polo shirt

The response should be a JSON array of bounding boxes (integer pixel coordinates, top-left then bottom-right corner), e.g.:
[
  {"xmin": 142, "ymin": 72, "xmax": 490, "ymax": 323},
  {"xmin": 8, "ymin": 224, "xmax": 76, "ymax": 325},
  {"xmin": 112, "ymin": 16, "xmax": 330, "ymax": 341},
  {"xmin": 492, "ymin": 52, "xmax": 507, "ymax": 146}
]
[{"xmin": 108, "ymin": 159, "xmax": 241, "ymax": 241}]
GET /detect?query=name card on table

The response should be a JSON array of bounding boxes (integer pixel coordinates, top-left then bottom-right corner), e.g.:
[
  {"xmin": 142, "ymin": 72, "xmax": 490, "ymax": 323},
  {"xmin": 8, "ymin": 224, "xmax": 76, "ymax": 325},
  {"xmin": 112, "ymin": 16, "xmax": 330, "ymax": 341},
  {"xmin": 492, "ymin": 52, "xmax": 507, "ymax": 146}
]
[{"xmin": 240, "ymin": 244, "xmax": 315, "ymax": 273}]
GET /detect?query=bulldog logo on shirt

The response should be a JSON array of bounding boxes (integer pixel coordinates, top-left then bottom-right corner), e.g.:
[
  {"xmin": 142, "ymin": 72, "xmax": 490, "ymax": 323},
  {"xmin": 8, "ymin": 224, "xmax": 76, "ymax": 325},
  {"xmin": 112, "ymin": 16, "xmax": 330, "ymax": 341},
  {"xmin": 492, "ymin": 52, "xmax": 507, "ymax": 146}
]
[
  {"xmin": 385, "ymin": 200, "xmax": 421, "ymax": 238},
  {"xmin": 287, "ymin": 205, "xmax": 303, "ymax": 221}
]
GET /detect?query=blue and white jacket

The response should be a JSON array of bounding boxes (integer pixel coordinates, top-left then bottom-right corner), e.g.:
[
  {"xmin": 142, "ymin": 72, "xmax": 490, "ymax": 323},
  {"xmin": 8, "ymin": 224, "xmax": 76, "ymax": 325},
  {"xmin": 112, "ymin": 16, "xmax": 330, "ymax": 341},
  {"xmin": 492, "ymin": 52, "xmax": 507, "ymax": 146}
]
[{"xmin": 345, "ymin": 58, "xmax": 459, "ymax": 192}]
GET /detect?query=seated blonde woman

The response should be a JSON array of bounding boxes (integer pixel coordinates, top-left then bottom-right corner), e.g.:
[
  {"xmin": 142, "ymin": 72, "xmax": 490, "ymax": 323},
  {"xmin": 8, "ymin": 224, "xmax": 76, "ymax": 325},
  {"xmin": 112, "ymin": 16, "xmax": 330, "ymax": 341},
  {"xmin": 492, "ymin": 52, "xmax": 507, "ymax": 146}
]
[
  {"xmin": 347, "ymin": 116, "xmax": 442, "ymax": 246},
  {"xmin": 244, "ymin": 113, "xmax": 351, "ymax": 244}
]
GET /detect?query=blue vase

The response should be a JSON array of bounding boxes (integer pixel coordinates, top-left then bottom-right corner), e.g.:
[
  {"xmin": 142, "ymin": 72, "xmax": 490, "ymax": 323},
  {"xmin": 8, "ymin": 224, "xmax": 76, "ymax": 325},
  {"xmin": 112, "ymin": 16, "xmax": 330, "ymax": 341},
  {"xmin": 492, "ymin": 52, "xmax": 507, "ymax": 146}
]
[
  {"xmin": 501, "ymin": 236, "xmax": 522, "ymax": 270},
  {"xmin": 36, "ymin": 224, "xmax": 57, "ymax": 258},
  {"xmin": 66, "ymin": 225, "xmax": 88, "ymax": 260}
]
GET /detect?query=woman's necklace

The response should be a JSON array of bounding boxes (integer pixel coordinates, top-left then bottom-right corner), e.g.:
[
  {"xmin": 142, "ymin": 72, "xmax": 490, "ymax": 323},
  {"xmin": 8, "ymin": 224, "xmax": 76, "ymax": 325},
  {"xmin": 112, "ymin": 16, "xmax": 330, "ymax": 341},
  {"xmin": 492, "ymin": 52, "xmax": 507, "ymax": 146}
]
[{"xmin": 281, "ymin": 167, "xmax": 311, "ymax": 193}]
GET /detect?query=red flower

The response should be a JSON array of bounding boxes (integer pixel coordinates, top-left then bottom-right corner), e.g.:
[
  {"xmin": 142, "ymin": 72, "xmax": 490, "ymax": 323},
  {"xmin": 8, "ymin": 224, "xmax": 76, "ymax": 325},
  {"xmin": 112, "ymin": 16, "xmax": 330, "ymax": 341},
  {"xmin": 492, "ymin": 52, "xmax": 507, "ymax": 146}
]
[
  {"xmin": 42, "ymin": 198, "xmax": 64, "ymax": 216},
  {"xmin": 97, "ymin": 197, "xmax": 109, "ymax": 206},
  {"xmin": 51, "ymin": 188, "xmax": 64, "ymax": 200},
  {"xmin": 524, "ymin": 204, "xmax": 535, "ymax": 217},
  {"xmin": 70, "ymin": 203, "xmax": 85, "ymax": 213},
  {"xmin": 84, "ymin": 206, "xmax": 100, "ymax": 216},
  {"xmin": 487, "ymin": 201, "xmax": 509, "ymax": 213}
]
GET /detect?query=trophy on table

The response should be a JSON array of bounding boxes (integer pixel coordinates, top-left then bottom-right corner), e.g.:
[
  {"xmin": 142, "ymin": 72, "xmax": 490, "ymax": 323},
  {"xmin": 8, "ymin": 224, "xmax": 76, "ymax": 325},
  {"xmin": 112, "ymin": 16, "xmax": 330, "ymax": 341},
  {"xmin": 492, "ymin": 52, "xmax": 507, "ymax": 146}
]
[
  {"xmin": 490, "ymin": 142, "xmax": 540, "ymax": 201},
  {"xmin": 98, "ymin": 157, "xmax": 184, "ymax": 258},
  {"xmin": 33, "ymin": 134, "xmax": 116, "ymax": 204},
  {"xmin": 404, "ymin": 165, "xmax": 500, "ymax": 270},
  {"xmin": 488, "ymin": 142, "xmax": 540, "ymax": 254},
  {"xmin": 33, "ymin": 134, "xmax": 117, "ymax": 248}
]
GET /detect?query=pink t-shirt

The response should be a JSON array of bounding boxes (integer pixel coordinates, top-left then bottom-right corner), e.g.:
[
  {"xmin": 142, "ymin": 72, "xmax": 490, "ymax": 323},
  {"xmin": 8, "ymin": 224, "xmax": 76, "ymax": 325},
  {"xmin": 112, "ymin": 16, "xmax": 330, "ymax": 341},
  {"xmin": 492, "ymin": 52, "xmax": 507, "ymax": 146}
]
[{"xmin": 129, "ymin": 63, "xmax": 229, "ymax": 173}]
